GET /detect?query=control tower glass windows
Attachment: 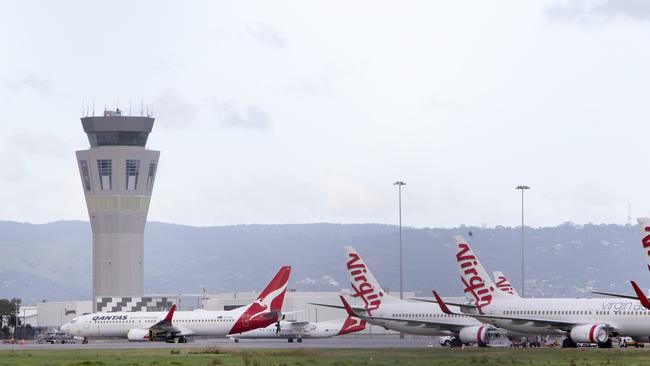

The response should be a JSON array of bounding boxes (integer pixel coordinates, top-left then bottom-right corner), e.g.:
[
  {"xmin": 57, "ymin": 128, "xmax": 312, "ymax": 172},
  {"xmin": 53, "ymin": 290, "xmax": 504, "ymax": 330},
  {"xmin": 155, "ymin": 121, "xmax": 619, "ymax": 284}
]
[
  {"xmin": 125, "ymin": 159, "xmax": 140, "ymax": 190},
  {"xmin": 97, "ymin": 159, "xmax": 112, "ymax": 190},
  {"xmin": 146, "ymin": 161, "xmax": 157, "ymax": 192},
  {"xmin": 79, "ymin": 160, "xmax": 91, "ymax": 191},
  {"xmin": 87, "ymin": 132, "xmax": 149, "ymax": 147}
]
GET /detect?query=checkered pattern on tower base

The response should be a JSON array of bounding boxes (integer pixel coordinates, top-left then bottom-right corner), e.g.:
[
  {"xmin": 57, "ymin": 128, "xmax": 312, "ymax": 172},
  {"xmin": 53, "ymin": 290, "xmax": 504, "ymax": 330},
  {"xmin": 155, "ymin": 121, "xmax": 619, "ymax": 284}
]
[{"xmin": 95, "ymin": 296, "xmax": 177, "ymax": 312}]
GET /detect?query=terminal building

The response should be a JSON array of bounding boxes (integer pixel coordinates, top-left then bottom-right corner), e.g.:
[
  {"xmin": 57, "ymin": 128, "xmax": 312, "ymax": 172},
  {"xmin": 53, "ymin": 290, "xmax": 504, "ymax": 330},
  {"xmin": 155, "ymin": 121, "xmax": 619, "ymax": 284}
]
[{"xmin": 76, "ymin": 109, "xmax": 171, "ymax": 312}]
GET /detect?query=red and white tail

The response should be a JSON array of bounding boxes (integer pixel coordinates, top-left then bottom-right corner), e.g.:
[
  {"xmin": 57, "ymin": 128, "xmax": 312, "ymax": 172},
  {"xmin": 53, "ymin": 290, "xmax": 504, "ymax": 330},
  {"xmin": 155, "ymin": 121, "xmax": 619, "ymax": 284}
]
[
  {"xmin": 343, "ymin": 246, "xmax": 400, "ymax": 315},
  {"xmin": 638, "ymin": 218, "xmax": 650, "ymax": 273},
  {"xmin": 229, "ymin": 266, "xmax": 291, "ymax": 334},
  {"xmin": 453, "ymin": 236, "xmax": 508, "ymax": 313},
  {"xmin": 337, "ymin": 295, "xmax": 366, "ymax": 335},
  {"xmin": 493, "ymin": 271, "xmax": 520, "ymax": 297}
]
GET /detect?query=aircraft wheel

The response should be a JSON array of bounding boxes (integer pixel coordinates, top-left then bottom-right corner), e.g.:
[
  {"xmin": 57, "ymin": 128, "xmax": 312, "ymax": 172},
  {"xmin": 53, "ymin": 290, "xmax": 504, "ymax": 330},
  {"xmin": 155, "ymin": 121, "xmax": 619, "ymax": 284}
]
[
  {"xmin": 178, "ymin": 338, "xmax": 187, "ymax": 344},
  {"xmin": 450, "ymin": 338, "xmax": 463, "ymax": 348},
  {"xmin": 234, "ymin": 339, "xmax": 239, "ymax": 343},
  {"xmin": 288, "ymin": 338, "xmax": 294, "ymax": 343},
  {"xmin": 297, "ymin": 338, "xmax": 303, "ymax": 343},
  {"xmin": 443, "ymin": 340, "xmax": 451, "ymax": 347},
  {"xmin": 561, "ymin": 337, "xmax": 577, "ymax": 348},
  {"xmin": 598, "ymin": 339, "xmax": 612, "ymax": 349},
  {"xmin": 82, "ymin": 338, "xmax": 88, "ymax": 344}
]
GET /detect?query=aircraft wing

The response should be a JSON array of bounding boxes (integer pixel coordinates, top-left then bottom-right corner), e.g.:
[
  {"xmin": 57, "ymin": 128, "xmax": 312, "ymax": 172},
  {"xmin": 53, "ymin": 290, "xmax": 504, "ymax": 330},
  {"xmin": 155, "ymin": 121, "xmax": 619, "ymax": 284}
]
[
  {"xmin": 354, "ymin": 313, "xmax": 469, "ymax": 332},
  {"xmin": 148, "ymin": 305, "xmax": 194, "ymax": 337},
  {"xmin": 308, "ymin": 302, "xmax": 367, "ymax": 314},
  {"xmin": 431, "ymin": 291, "xmax": 621, "ymax": 332},
  {"xmin": 590, "ymin": 291, "xmax": 638, "ymax": 300},
  {"xmin": 410, "ymin": 298, "xmax": 478, "ymax": 311}
]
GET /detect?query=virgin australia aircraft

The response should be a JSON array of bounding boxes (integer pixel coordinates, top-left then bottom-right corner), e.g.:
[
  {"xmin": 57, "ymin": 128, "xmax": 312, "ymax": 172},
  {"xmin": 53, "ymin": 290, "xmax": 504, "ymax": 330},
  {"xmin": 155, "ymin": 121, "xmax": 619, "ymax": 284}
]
[
  {"xmin": 312, "ymin": 246, "xmax": 506, "ymax": 347},
  {"xmin": 434, "ymin": 236, "xmax": 650, "ymax": 348},
  {"xmin": 61, "ymin": 266, "xmax": 291, "ymax": 343}
]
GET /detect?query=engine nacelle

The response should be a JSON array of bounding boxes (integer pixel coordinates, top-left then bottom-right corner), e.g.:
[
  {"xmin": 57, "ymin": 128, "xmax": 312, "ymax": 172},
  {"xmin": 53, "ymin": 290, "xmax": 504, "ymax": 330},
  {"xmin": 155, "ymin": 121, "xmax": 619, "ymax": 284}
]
[
  {"xmin": 459, "ymin": 325, "xmax": 491, "ymax": 345},
  {"xmin": 569, "ymin": 324, "xmax": 609, "ymax": 344},
  {"xmin": 127, "ymin": 328, "xmax": 150, "ymax": 342}
]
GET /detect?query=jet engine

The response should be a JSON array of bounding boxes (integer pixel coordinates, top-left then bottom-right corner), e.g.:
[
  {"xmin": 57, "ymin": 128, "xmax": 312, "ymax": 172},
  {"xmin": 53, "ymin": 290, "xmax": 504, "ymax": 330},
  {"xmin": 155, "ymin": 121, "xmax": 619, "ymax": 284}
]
[
  {"xmin": 569, "ymin": 324, "xmax": 609, "ymax": 344},
  {"xmin": 126, "ymin": 328, "xmax": 150, "ymax": 342},
  {"xmin": 458, "ymin": 325, "xmax": 491, "ymax": 346}
]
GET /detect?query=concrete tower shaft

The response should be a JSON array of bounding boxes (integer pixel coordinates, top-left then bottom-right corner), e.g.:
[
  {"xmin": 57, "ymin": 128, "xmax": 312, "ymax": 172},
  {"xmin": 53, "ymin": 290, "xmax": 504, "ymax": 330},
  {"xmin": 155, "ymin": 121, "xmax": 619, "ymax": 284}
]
[{"xmin": 76, "ymin": 110, "xmax": 159, "ymax": 303}]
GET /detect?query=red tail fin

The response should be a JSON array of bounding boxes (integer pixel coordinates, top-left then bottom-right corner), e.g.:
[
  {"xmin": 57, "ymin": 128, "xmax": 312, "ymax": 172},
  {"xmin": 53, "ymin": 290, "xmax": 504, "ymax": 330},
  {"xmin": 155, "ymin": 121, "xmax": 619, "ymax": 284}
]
[
  {"xmin": 337, "ymin": 296, "xmax": 366, "ymax": 335},
  {"xmin": 256, "ymin": 266, "xmax": 291, "ymax": 311},
  {"xmin": 164, "ymin": 304, "xmax": 176, "ymax": 322},
  {"xmin": 228, "ymin": 266, "xmax": 291, "ymax": 335}
]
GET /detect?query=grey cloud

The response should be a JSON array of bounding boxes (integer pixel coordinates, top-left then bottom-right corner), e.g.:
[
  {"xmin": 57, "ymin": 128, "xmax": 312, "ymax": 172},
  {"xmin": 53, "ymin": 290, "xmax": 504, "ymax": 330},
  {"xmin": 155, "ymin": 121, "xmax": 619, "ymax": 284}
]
[
  {"xmin": 1, "ymin": 75, "xmax": 52, "ymax": 94},
  {"xmin": 213, "ymin": 102, "xmax": 271, "ymax": 130},
  {"xmin": 248, "ymin": 23, "xmax": 288, "ymax": 48},
  {"xmin": 153, "ymin": 90, "xmax": 199, "ymax": 129},
  {"xmin": 546, "ymin": 0, "xmax": 650, "ymax": 22}
]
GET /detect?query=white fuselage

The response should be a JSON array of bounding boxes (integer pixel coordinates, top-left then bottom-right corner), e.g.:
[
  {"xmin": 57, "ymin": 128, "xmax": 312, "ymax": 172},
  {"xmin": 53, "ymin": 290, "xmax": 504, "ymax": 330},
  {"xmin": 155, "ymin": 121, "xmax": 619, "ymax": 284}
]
[
  {"xmin": 477, "ymin": 298, "xmax": 650, "ymax": 338},
  {"xmin": 63, "ymin": 309, "xmax": 246, "ymax": 338},
  {"xmin": 367, "ymin": 301, "xmax": 482, "ymax": 336},
  {"xmin": 232, "ymin": 320, "xmax": 346, "ymax": 340}
]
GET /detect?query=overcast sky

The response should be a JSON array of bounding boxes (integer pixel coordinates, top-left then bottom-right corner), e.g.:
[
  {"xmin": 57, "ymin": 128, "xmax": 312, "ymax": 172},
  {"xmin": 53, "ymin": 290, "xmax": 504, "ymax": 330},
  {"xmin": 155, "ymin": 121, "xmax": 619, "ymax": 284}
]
[{"xmin": 2, "ymin": 0, "xmax": 650, "ymax": 228}]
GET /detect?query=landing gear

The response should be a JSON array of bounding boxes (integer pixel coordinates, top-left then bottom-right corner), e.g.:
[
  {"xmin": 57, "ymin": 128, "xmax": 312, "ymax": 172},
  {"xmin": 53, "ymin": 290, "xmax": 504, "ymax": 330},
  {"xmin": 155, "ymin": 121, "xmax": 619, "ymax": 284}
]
[
  {"xmin": 178, "ymin": 337, "xmax": 187, "ymax": 344},
  {"xmin": 82, "ymin": 338, "xmax": 88, "ymax": 344},
  {"xmin": 449, "ymin": 337, "xmax": 463, "ymax": 348},
  {"xmin": 234, "ymin": 339, "xmax": 239, "ymax": 343},
  {"xmin": 561, "ymin": 337, "xmax": 577, "ymax": 348},
  {"xmin": 165, "ymin": 339, "xmax": 176, "ymax": 343},
  {"xmin": 288, "ymin": 338, "xmax": 294, "ymax": 343},
  {"xmin": 297, "ymin": 338, "xmax": 303, "ymax": 343},
  {"xmin": 597, "ymin": 339, "xmax": 612, "ymax": 348}
]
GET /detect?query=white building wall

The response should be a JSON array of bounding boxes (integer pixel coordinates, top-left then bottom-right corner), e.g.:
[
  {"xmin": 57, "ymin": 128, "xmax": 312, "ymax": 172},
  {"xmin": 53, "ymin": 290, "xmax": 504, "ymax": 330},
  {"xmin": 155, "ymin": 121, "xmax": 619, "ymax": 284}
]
[{"xmin": 36, "ymin": 301, "xmax": 92, "ymax": 328}]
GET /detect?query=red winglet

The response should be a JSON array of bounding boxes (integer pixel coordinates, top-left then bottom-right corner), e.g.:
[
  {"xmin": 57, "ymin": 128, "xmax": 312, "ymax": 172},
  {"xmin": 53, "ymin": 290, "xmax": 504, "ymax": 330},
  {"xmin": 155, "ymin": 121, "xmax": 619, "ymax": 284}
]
[
  {"xmin": 339, "ymin": 295, "xmax": 357, "ymax": 317},
  {"xmin": 432, "ymin": 290, "xmax": 452, "ymax": 315},
  {"xmin": 164, "ymin": 304, "xmax": 176, "ymax": 322},
  {"xmin": 631, "ymin": 281, "xmax": 650, "ymax": 310}
]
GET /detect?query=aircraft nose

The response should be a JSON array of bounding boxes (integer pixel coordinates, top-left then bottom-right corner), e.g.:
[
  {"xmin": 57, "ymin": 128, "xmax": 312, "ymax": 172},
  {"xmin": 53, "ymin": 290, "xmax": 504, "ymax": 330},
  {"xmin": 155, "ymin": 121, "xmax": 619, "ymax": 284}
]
[{"xmin": 61, "ymin": 323, "xmax": 70, "ymax": 333}]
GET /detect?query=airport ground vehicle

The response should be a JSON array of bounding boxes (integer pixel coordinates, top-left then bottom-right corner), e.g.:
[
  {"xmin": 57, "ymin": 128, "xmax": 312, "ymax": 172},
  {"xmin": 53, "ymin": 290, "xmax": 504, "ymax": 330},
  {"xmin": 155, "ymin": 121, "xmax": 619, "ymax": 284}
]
[
  {"xmin": 36, "ymin": 331, "xmax": 75, "ymax": 344},
  {"xmin": 619, "ymin": 337, "xmax": 645, "ymax": 348}
]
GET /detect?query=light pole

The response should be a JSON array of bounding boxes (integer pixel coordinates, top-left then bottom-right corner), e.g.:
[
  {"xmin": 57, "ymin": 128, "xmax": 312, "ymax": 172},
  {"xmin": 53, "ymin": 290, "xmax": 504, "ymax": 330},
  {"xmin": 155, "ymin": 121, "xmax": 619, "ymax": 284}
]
[
  {"xmin": 515, "ymin": 185, "xmax": 530, "ymax": 297},
  {"xmin": 393, "ymin": 181, "xmax": 406, "ymax": 300}
]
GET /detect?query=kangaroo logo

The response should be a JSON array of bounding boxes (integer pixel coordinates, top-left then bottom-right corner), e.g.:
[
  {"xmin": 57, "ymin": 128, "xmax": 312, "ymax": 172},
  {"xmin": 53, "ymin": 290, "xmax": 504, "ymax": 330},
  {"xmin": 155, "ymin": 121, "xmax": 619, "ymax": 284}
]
[
  {"xmin": 347, "ymin": 252, "xmax": 383, "ymax": 315},
  {"xmin": 456, "ymin": 242, "xmax": 493, "ymax": 314}
]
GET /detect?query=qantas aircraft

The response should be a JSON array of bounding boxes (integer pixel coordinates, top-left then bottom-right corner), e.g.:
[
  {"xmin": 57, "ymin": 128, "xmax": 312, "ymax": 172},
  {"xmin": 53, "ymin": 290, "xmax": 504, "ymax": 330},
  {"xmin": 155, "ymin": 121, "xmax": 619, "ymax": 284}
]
[
  {"xmin": 61, "ymin": 266, "xmax": 291, "ymax": 343},
  {"xmin": 230, "ymin": 296, "xmax": 365, "ymax": 343},
  {"xmin": 434, "ymin": 236, "xmax": 650, "ymax": 348},
  {"xmin": 313, "ymin": 246, "xmax": 504, "ymax": 347}
]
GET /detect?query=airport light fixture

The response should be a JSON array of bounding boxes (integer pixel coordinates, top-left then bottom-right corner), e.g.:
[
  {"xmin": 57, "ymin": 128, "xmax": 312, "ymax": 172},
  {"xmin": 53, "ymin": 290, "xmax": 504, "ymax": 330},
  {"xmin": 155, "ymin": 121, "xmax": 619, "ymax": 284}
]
[
  {"xmin": 515, "ymin": 185, "xmax": 530, "ymax": 297},
  {"xmin": 393, "ymin": 181, "xmax": 406, "ymax": 300}
]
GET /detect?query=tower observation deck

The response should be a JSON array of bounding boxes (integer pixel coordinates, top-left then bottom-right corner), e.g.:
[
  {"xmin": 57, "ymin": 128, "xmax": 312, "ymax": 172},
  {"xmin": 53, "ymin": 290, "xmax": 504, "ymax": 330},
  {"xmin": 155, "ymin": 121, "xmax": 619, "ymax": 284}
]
[{"xmin": 76, "ymin": 109, "xmax": 160, "ymax": 308}]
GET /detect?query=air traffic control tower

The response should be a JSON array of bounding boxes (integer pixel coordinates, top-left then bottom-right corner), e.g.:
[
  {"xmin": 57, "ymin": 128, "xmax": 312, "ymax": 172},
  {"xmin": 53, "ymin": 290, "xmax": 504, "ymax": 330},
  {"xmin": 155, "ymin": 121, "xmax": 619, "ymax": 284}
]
[{"xmin": 76, "ymin": 109, "xmax": 160, "ymax": 311}]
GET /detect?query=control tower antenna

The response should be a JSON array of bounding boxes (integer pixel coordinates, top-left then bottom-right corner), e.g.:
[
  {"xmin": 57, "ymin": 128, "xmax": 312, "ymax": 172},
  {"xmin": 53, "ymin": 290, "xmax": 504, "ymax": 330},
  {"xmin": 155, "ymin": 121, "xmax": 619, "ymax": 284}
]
[{"xmin": 92, "ymin": 99, "xmax": 95, "ymax": 117}]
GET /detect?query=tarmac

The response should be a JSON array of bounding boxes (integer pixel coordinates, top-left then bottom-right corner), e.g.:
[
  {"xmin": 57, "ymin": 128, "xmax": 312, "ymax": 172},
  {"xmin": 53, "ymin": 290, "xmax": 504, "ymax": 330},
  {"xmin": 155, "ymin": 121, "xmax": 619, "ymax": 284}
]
[{"xmin": 0, "ymin": 337, "xmax": 440, "ymax": 350}]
